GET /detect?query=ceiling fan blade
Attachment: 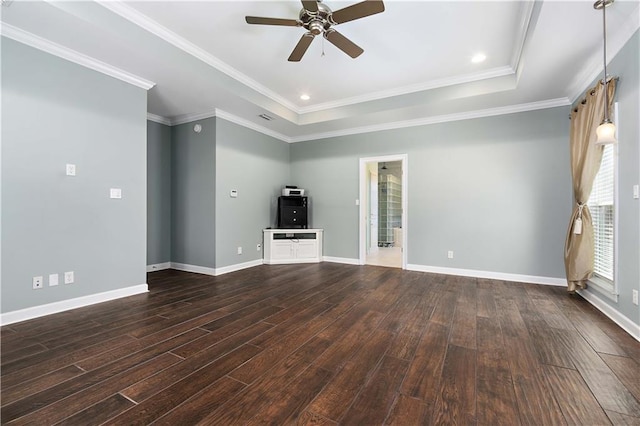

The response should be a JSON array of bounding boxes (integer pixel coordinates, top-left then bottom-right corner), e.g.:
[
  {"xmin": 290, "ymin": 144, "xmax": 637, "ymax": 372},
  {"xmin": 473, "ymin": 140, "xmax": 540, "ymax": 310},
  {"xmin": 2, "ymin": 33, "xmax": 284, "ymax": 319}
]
[
  {"xmin": 245, "ymin": 16, "xmax": 300, "ymax": 26},
  {"xmin": 288, "ymin": 33, "xmax": 315, "ymax": 62},
  {"xmin": 301, "ymin": 0, "xmax": 319, "ymax": 14},
  {"xmin": 330, "ymin": 0, "xmax": 385, "ymax": 25},
  {"xmin": 324, "ymin": 29, "xmax": 363, "ymax": 58}
]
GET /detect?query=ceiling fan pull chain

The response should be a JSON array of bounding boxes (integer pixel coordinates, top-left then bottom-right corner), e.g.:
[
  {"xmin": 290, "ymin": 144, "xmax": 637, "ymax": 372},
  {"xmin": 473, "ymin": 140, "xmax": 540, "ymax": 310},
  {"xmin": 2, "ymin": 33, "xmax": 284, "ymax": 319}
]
[{"xmin": 321, "ymin": 36, "xmax": 326, "ymax": 57}]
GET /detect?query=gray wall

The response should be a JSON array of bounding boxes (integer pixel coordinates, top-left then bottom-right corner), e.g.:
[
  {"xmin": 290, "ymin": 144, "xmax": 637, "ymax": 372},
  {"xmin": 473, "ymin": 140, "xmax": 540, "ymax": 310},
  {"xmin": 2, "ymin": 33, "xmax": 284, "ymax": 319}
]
[
  {"xmin": 583, "ymin": 30, "xmax": 640, "ymax": 326},
  {"xmin": 170, "ymin": 118, "xmax": 216, "ymax": 268},
  {"xmin": 147, "ymin": 120, "xmax": 172, "ymax": 265},
  {"xmin": 291, "ymin": 107, "xmax": 572, "ymax": 279},
  {"xmin": 1, "ymin": 38, "xmax": 147, "ymax": 313},
  {"xmin": 215, "ymin": 118, "xmax": 290, "ymax": 268}
]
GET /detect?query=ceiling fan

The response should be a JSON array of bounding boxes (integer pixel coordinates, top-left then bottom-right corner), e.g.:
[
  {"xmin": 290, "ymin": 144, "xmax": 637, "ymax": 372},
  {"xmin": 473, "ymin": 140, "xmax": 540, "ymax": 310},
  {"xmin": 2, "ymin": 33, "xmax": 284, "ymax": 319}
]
[{"xmin": 245, "ymin": 0, "xmax": 385, "ymax": 62}]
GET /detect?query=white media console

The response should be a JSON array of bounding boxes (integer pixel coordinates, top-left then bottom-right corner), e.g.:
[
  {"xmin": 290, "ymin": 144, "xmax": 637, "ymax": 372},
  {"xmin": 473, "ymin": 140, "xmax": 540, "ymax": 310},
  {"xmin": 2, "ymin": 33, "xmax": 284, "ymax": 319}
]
[{"xmin": 263, "ymin": 229, "xmax": 323, "ymax": 264}]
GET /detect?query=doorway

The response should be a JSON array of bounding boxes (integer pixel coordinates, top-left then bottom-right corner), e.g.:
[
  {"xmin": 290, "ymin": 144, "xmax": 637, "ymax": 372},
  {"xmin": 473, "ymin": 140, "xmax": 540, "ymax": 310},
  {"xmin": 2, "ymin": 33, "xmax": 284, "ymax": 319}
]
[{"xmin": 359, "ymin": 154, "xmax": 407, "ymax": 269}]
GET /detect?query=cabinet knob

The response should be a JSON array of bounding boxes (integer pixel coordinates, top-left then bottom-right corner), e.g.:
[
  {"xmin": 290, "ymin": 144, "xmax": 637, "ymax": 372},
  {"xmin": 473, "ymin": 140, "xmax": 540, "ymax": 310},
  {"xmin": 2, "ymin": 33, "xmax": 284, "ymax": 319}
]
[
  {"xmin": 293, "ymin": 218, "xmax": 297, "ymax": 221},
  {"xmin": 293, "ymin": 210, "xmax": 297, "ymax": 213}
]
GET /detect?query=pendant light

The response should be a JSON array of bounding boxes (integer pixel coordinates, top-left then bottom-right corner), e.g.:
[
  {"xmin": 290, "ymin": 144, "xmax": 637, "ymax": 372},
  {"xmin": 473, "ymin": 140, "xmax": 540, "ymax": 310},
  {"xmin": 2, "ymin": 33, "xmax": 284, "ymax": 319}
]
[{"xmin": 594, "ymin": 0, "xmax": 616, "ymax": 145}]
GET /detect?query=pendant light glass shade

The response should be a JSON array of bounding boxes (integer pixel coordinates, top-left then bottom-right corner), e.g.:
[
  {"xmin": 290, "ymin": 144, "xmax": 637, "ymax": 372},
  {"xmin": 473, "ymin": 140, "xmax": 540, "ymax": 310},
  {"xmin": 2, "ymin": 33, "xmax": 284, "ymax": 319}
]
[{"xmin": 596, "ymin": 120, "xmax": 616, "ymax": 145}]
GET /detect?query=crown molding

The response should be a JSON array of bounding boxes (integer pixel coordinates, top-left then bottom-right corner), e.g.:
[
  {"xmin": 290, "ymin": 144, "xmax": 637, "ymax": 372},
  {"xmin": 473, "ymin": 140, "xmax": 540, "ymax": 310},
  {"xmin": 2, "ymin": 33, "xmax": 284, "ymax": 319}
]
[
  {"xmin": 98, "ymin": 0, "xmax": 539, "ymax": 118},
  {"xmin": 214, "ymin": 109, "xmax": 291, "ymax": 143},
  {"xmin": 170, "ymin": 110, "xmax": 217, "ymax": 126},
  {"xmin": 1, "ymin": 23, "xmax": 155, "ymax": 90},
  {"xmin": 146, "ymin": 113, "xmax": 172, "ymax": 126},
  {"xmin": 567, "ymin": 4, "xmax": 640, "ymax": 103},
  {"xmin": 147, "ymin": 98, "xmax": 569, "ymax": 144},
  {"xmin": 510, "ymin": 0, "xmax": 536, "ymax": 71},
  {"xmin": 289, "ymin": 98, "xmax": 571, "ymax": 143},
  {"xmin": 97, "ymin": 1, "xmax": 298, "ymax": 112},
  {"xmin": 162, "ymin": 109, "xmax": 291, "ymax": 142},
  {"xmin": 292, "ymin": 0, "xmax": 532, "ymax": 115},
  {"xmin": 297, "ymin": 66, "xmax": 514, "ymax": 115},
  {"xmin": 295, "ymin": 0, "xmax": 532, "ymax": 116}
]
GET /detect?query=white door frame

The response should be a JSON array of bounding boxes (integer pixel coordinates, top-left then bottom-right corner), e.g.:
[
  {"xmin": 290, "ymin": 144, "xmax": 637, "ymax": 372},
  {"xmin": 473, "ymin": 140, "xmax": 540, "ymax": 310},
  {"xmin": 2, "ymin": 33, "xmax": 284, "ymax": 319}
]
[
  {"xmin": 358, "ymin": 154, "xmax": 408, "ymax": 269},
  {"xmin": 368, "ymin": 167, "xmax": 378, "ymax": 255}
]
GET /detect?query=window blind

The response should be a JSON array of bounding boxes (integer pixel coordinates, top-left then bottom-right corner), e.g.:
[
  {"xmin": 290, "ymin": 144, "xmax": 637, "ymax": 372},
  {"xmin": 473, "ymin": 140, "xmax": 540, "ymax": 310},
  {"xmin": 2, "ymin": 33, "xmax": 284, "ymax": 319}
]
[{"xmin": 588, "ymin": 144, "xmax": 615, "ymax": 282}]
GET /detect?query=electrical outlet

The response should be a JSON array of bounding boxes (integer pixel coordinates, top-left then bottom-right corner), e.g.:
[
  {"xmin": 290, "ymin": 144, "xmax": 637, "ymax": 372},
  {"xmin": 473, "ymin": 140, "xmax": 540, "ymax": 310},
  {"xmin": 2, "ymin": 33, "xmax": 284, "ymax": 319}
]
[
  {"xmin": 64, "ymin": 271, "xmax": 74, "ymax": 284},
  {"xmin": 49, "ymin": 273, "xmax": 59, "ymax": 286},
  {"xmin": 237, "ymin": 246, "xmax": 242, "ymax": 255},
  {"xmin": 65, "ymin": 164, "xmax": 76, "ymax": 176},
  {"xmin": 256, "ymin": 243, "xmax": 261, "ymax": 251},
  {"xmin": 633, "ymin": 290, "xmax": 639, "ymax": 306},
  {"xmin": 33, "ymin": 276, "xmax": 43, "ymax": 289},
  {"xmin": 447, "ymin": 250, "xmax": 454, "ymax": 259}
]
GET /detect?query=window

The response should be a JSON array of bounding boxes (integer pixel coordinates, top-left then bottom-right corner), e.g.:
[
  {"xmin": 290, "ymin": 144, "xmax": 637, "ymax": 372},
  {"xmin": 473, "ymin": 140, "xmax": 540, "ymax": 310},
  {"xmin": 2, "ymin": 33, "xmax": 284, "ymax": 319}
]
[{"xmin": 587, "ymin": 142, "xmax": 616, "ymax": 290}]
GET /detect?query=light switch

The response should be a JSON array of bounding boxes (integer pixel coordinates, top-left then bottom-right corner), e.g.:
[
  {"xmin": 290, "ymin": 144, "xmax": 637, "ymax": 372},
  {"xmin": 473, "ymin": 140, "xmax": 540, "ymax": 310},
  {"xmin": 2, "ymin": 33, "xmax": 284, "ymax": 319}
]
[
  {"xmin": 110, "ymin": 188, "xmax": 122, "ymax": 199},
  {"xmin": 66, "ymin": 164, "xmax": 76, "ymax": 176},
  {"xmin": 49, "ymin": 273, "xmax": 59, "ymax": 286},
  {"xmin": 633, "ymin": 184, "xmax": 639, "ymax": 199},
  {"xmin": 230, "ymin": 190, "xmax": 238, "ymax": 198}
]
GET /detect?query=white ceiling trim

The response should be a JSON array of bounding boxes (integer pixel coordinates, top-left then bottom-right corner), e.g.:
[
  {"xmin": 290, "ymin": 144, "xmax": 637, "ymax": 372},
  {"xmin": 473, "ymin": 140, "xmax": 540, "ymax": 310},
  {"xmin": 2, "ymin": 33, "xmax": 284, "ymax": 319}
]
[
  {"xmin": 170, "ymin": 110, "xmax": 217, "ymax": 127},
  {"xmin": 147, "ymin": 97, "xmax": 571, "ymax": 143},
  {"xmin": 0, "ymin": 23, "xmax": 155, "ymax": 90},
  {"xmin": 98, "ymin": 0, "xmax": 299, "ymax": 112},
  {"xmin": 289, "ymin": 98, "xmax": 571, "ymax": 143},
  {"xmin": 214, "ymin": 109, "xmax": 291, "ymax": 142},
  {"xmin": 296, "ymin": 66, "xmax": 514, "ymax": 114},
  {"xmin": 147, "ymin": 113, "xmax": 172, "ymax": 126},
  {"xmin": 567, "ymin": 4, "xmax": 640, "ymax": 103},
  {"xmin": 167, "ymin": 109, "xmax": 291, "ymax": 142},
  {"xmin": 510, "ymin": 0, "xmax": 536, "ymax": 71},
  {"xmin": 97, "ymin": 0, "xmax": 538, "ymax": 119}
]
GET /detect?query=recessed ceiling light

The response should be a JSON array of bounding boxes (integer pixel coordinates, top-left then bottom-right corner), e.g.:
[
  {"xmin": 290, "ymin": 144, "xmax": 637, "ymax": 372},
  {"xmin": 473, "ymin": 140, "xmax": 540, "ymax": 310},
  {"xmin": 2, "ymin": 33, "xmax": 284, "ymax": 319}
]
[
  {"xmin": 300, "ymin": 94, "xmax": 310, "ymax": 101},
  {"xmin": 471, "ymin": 53, "xmax": 486, "ymax": 64}
]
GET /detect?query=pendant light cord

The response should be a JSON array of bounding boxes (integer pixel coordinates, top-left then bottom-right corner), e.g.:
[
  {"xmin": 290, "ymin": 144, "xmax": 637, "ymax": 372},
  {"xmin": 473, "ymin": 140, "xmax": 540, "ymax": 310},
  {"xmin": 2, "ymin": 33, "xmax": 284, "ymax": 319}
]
[{"xmin": 602, "ymin": 2, "xmax": 610, "ymax": 122}]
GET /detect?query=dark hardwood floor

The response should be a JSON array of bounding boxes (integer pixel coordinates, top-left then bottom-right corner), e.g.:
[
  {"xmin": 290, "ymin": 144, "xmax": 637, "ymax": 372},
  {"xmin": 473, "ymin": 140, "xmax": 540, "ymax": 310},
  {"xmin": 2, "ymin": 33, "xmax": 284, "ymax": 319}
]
[{"xmin": 2, "ymin": 263, "xmax": 639, "ymax": 425}]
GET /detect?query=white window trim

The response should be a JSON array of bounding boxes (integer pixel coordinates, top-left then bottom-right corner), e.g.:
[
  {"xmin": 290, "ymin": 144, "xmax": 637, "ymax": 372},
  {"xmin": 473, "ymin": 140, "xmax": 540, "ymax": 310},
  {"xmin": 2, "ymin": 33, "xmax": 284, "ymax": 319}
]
[{"xmin": 588, "ymin": 102, "xmax": 619, "ymax": 302}]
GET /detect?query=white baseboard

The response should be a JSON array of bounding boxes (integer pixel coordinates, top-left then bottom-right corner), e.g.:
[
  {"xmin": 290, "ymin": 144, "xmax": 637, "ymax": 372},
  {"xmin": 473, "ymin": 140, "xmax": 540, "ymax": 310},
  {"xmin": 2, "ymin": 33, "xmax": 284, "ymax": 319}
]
[
  {"xmin": 264, "ymin": 258, "xmax": 321, "ymax": 265},
  {"xmin": 146, "ymin": 262, "xmax": 171, "ymax": 272},
  {"xmin": 323, "ymin": 256, "xmax": 361, "ymax": 265},
  {"xmin": 406, "ymin": 264, "xmax": 566, "ymax": 287},
  {"xmin": 405, "ymin": 263, "xmax": 638, "ymax": 341},
  {"xmin": 578, "ymin": 289, "xmax": 640, "ymax": 342},
  {"xmin": 214, "ymin": 259, "xmax": 263, "ymax": 275},
  {"xmin": 169, "ymin": 260, "xmax": 263, "ymax": 277},
  {"xmin": 0, "ymin": 284, "xmax": 149, "ymax": 326},
  {"xmin": 170, "ymin": 262, "xmax": 217, "ymax": 276}
]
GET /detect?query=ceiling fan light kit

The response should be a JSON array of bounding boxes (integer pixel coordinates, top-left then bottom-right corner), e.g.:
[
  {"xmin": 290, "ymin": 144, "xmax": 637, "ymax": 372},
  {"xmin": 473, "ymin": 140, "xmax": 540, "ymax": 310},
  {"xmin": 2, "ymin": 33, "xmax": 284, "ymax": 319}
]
[{"xmin": 245, "ymin": 0, "xmax": 385, "ymax": 62}]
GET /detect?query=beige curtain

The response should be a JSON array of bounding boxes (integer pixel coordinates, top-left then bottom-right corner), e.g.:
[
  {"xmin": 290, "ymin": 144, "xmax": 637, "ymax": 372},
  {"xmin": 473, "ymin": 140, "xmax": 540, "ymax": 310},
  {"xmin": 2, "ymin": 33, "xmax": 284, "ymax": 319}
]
[{"xmin": 564, "ymin": 79, "xmax": 616, "ymax": 292}]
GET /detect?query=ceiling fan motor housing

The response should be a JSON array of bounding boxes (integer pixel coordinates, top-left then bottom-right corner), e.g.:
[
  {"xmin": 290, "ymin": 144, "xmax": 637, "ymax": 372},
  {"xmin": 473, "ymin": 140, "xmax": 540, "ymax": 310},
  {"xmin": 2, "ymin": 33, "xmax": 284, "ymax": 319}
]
[{"xmin": 300, "ymin": 2, "xmax": 333, "ymax": 35}]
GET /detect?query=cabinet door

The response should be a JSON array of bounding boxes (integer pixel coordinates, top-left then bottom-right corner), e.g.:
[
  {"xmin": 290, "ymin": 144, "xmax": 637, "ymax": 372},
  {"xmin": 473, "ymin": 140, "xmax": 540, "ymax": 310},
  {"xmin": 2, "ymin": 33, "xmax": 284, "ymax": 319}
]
[
  {"xmin": 271, "ymin": 242, "xmax": 295, "ymax": 259},
  {"xmin": 295, "ymin": 241, "xmax": 318, "ymax": 259}
]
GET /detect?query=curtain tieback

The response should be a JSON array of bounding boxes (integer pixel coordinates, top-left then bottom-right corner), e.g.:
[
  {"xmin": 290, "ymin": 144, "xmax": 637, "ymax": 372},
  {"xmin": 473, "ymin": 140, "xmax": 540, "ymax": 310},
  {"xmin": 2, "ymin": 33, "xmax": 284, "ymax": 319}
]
[{"xmin": 574, "ymin": 203, "xmax": 584, "ymax": 234}]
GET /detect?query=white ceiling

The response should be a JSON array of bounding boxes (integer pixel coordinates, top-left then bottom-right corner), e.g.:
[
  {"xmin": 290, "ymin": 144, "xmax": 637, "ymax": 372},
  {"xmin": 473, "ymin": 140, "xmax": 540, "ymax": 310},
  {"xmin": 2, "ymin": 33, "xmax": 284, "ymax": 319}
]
[{"xmin": 2, "ymin": 0, "xmax": 639, "ymax": 142}]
